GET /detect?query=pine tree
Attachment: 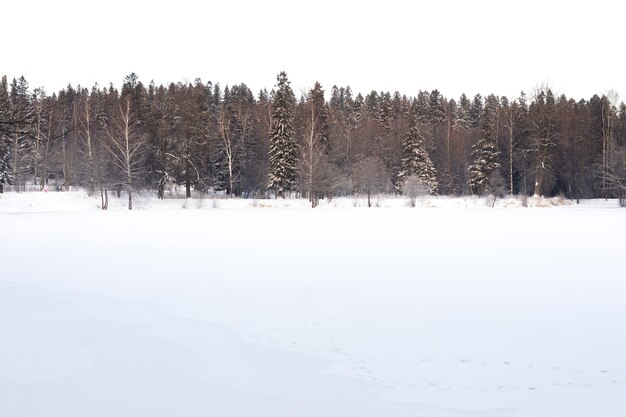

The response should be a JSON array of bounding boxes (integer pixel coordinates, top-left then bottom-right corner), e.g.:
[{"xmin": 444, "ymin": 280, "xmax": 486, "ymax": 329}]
[
  {"xmin": 268, "ymin": 71, "xmax": 297, "ymax": 198},
  {"xmin": 397, "ymin": 102, "xmax": 438, "ymax": 194}
]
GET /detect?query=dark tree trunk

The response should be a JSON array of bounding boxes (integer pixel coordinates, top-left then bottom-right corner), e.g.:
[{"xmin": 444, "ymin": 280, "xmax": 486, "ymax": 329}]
[
  {"xmin": 100, "ymin": 186, "xmax": 108, "ymax": 210},
  {"xmin": 185, "ymin": 160, "xmax": 191, "ymax": 198},
  {"xmin": 158, "ymin": 177, "xmax": 165, "ymax": 200}
]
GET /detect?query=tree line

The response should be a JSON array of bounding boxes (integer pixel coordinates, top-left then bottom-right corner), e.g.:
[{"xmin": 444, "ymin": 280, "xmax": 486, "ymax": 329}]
[{"xmin": 1, "ymin": 72, "xmax": 625, "ymax": 208}]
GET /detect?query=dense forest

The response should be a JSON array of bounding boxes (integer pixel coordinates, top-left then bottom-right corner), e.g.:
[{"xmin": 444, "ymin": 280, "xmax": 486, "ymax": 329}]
[{"xmin": 1, "ymin": 72, "xmax": 625, "ymax": 208}]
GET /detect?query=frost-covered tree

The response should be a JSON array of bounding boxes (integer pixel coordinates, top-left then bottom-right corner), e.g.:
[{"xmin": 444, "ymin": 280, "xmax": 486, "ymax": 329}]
[
  {"xmin": 467, "ymin": 137, "xmax": 500, "ymax": 195},
  {"xmin": 377, "ymin": 91, "xmax": 392, "ymax": 135},
  {"xmin": 468, "ymin": 95, "xmax": 502, "ymax": 195},
  {"xmin": 469, "ymin": 94, "xmax": 483, "ymax": 128},
  {"xmin": 268, "ymin": 71, "xmax": 297, "ymax": 197},
  {"xmin": 528, "ymin": 88, "xmax": 558, "ymax": 196},
  {"xmin": 397, "ymin": 104, "xmax": 438, "ymax": 194},
  {"xmin": 402, "ymin": 175, "xmax": 430, "ymax": 207},
  {"xmin": 352, "ymin": 156, "xmax": 390, "ymax": 207},
  {"xmin": 428, "ymin": 89, "xmax": 445, "ymax": 125},
  {"xmin": 454, "ymin": 93, "xmax": 472, "ymax": 129},
  {"xmin": 415, "ymin": 91, "xmax": 431, "ymax": 125}
]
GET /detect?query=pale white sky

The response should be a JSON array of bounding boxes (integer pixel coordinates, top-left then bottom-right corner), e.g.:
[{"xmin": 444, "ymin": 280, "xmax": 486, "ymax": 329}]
[{"xmin": 2, "ymin": 0, "xmax": 624, "ymax": 102}]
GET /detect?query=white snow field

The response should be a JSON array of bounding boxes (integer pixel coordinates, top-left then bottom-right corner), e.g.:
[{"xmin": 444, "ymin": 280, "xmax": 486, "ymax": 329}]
[{"xmin": 1, "ymin": 192, "xmax": 625, "ymax": 417}]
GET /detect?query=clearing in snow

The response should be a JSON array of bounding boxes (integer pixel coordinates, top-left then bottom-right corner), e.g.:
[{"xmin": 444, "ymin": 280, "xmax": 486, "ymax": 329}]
[{"xmin": 1, "ymin": 192, "xmax": 625, "ymax": 417}]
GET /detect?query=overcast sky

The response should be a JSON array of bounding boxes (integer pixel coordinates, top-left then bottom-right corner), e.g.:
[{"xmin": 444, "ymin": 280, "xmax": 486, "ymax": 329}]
[{"xmin": 2, "ymin": 0, "xmax": 624, "ymax": 102}]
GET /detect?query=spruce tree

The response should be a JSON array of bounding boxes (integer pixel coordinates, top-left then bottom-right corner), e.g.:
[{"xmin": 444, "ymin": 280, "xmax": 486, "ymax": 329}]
[
  {"xmin": 469, "ymin": 94, "xmax": 483, "ymax": 128},
  {"xmin": 467, "ymin": 93, "xmax": 502, "ymax": 195},
  {"xmin": 268, "ymin": 71, "xmax": 296, "ymax": 198},
  {"xmin": 428, "ymin": 89, "xmax": 445, "ymax": 125},
  {"xmin": 415, "ymin": 91, "xmax": 431, "ymax": 125},
  {"xmin": 0, "ymin": 76, "xmax": 11, "ymax": 192},
  {"xmin": 309, "ymin": 82, "xmax": 329, "ymax": 150},
  {"xmin": 377, "ymin": 91, "xmax": 392, "ymax": 134},
  {"xmin": 397, "ymin": 103, "xmax": 438, "ymax": 194},
  {"xmin": 467, "ymin": 138, "xmax": 500, "ymax": 195},
  {"xmin": 455, "ymin": 93, "xmax": 472, "ymax": 129},
  {"xmin": 8, "ymin": 76, "xmax": 34, "ymax": 191}
]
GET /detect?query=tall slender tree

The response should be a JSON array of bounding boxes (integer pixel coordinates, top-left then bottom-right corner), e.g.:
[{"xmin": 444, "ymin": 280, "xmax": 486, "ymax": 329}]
[
  {"xmin": 467, "ymin": 98, "xmax": 501, "ymax": 195},
  {"xmin": 105, "ymin": 75, "xmax": 146, "ymax": 209},
  {"xmin": 268, "ymin": 72, "xmax": 296, "ymax": 198},
  {"xmin": 0, "ymin": 76, "xmax": 12, "ymax": 192},
  {"xmin": 529, "ymin": 89, "xmax": 558, "ymax": 196}
]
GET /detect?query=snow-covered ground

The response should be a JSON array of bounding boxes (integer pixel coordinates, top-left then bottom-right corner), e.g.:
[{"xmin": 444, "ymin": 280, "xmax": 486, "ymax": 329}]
[{"xmin": 1, "ymin": 191, "xmax": 625, "ymax": 417}]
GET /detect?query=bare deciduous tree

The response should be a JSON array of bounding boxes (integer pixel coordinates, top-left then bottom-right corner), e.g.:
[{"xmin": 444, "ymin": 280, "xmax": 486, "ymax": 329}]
[
  {"xmin": 298, "ymin": 88, "xmax": 339, "ymax": 207},
  {"xmin": 401, "ymin": 175, "xmax": 429, "ymax": 207},
  {"xmin": 105, "ymin": 96, "xmax": 145, "ymax": 210},
  {"xmin": 352, "ymin": 156, "xmax": 391, "ymax": 207}
]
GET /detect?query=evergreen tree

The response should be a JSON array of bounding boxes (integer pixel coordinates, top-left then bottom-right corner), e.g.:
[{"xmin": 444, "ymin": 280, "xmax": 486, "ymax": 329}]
[
  {"xmin": 467, "ymin": 137, "xmax": 500, "ymax": 195},
  {"xmin": 329, "ymin": 85, "xmax": 346, "ymax": 113},
  {"xmin": 415, "ymin": 91, "xmax": 431, "ymax": 125},
  {"xmin": 0, "ymin": 76, "xmax": 12, "ymax": 192},
  {"xmin": 268, "ymin": 71, "xmax": 297, "ymax": 197},
  {"xmin": 482, "ymin": 94, "xmax": 500, "ymax": 144},
  {"xmin": 9, "ymin": 76, "xmax": 34, "ymax": 191},
  {"xmin": 309, "ymin": 82, "xmax": 329, "ymax": 149},
  {"xmin": 392, "ymin": 91, "xmax": 403, "ymax": 119},
  {"xmin": 397, "ymin": 102, "xmax": 438, "ymax": 194},
  {"xmin": 469, "ymin": 94, "xmax": 483, "ymax": 128},
  {"xmin": 529, "ymin": 89, "xmax": 559, "ymax": 196},
  {"xmin": 454, "ymin": 93, "xmax": 472, "ymax": 129},
  {"xmin": 352, "ymin": 93, "xmax": 364, "ymax": 128},
  {"xmin": 429, "ymin": 89, "xmax": 446, "ymax": 125},
  {"xmin": 467, "ymin": 94, "xmax": 502, "ymax": 194},
  {"xmin": 364, "ymin": 90, "xmax": 379, "ymax": 116},
  {"xmin": 377, "ymin": 91, "xmax": 392, "ymax": 134}
]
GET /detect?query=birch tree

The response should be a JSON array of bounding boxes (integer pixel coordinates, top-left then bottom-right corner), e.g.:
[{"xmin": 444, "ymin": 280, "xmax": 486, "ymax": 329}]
[
  {"xmin": 217, "ymin": 100, "xmax": 237, "ymax": 196},
  {"xmin": 298, "ymin": 84, "xmax": 335, "ymax": 207},
  {"xmin": 105, "ymin": 96, "xmax": 145, "ymax": 209},
  {"xmin": 600, "ymin": 91, "xmax": 619, "ymax": 198}
]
